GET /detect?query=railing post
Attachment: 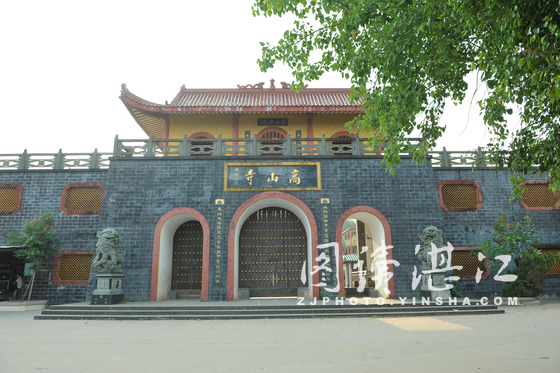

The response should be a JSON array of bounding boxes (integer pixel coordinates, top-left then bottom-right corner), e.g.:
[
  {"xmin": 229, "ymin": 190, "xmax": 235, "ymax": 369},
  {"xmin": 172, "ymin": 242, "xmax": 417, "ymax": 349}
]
[
  {"xmin": 113, "ymin": 135, "xmax": 120, "ymax": 157},
  {"xmin": 251, "ymin": 134, "xmax": 258, "ymax": 156},
  {"xmin": 475, "ymin": 147, "xmax": 486, "ymax": 167},
  {"xmin": 181, "ymin": 134, "xmax": 189, "ymax": 156},
  {"xmin": 320, "ymin": 134, "xmax": 327, "ymax": 155},
  {"xmin": 146, "ymin": 135, "xmax": 154, "ymax": 157},
  {"xmin": 284, "ymin": 133, "xmax": 293, "ymax": 156},
  {"xmin": 295, "ymin": 130, "xmax": 301, "ymax": 156},
  {"xmin": 215, "ymin": 134, "xmax": 223, "ymax": 156},
  {"xmin": 441, "ymin": 147, "xmax": 452, "ymax": 167},
  {"xmin": 89, "ymin": 149, "xmax": 100, "ymax": 169},
  {"xmin": 54, "ymin": 149, "xmax": 64, "ymax": 170},
  {"xmin": 353, "ymin": 134, "xmax": 362, "ymax": 155},
  {"xmin": 18, "ymin": 150, "xmax": 29, "ymax": 170}
]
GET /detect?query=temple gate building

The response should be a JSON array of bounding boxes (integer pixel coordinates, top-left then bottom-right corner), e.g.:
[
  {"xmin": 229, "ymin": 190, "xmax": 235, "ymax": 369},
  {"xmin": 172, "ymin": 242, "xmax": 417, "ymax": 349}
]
[{"xmin": 1, "ymin": 81, "xmax": 559, "ymax": 304}]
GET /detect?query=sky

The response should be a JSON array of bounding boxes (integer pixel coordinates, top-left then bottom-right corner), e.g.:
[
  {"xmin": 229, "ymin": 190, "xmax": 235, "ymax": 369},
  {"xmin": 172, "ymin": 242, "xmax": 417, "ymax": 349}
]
[{"xmin": 0, "ymin": 0, "xmax": 516, "ymax": 155}]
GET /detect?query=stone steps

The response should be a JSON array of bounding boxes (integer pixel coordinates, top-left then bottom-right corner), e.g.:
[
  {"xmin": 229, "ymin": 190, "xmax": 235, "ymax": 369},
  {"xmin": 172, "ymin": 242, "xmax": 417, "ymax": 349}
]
[{"xmin": 34, "ymin": 303, "xmax": 504, "ymax": 320}]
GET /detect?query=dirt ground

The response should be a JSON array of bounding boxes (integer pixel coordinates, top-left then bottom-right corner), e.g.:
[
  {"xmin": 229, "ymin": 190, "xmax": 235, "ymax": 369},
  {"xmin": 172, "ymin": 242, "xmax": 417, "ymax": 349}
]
[{"xmin": 0, "ymin": 303, "xmax": 558, "ymax": 372}]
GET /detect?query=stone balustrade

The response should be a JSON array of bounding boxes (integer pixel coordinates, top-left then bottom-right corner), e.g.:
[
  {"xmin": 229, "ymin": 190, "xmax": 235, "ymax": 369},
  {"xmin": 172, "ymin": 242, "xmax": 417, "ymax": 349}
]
[{"xmin": 0, "ymin": 135, "xmax": 490, "ymax": 170}]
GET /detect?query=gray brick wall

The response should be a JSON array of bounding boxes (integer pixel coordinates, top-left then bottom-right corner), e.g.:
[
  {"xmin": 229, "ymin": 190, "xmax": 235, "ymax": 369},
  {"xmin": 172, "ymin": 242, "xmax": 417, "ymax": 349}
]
[
  {"xmin": 1, "ymin": 157, "xmax": 558, "ymax": 304},
  {"xmin": 0, "ymin": 170, "xmax": 107, "ymax": 304},
  {"xmin": 434, "ymin": 167, "xmax": 560, "ymax": 297}
]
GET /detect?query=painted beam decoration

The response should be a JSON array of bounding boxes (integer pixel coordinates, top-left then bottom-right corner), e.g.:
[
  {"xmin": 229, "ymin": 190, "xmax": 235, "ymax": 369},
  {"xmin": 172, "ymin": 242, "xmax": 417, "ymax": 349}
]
[{"xmin": 224, "ymin": 162, "xmax": 321, "ymax": 191}]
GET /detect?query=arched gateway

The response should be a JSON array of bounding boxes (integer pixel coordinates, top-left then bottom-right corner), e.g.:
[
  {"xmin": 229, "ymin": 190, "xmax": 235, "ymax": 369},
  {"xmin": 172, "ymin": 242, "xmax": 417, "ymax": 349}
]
[
  {"xmin": 238, "ymin": 207, "xmax": 307, "ymax": 297},
  {"xmin": 171, "ymin": 221, "xmax": 203, "ymax": 291},
  {"xmin": 336, "ymin": 206, "xmax": 395, "ymax": 298},
  {"xmin": 228, "ymin": 192, "xmax": 319, "ymax": 300},
  {"xmin": 151, "ymin": 208, "xmax": 210, "ymax": 301}
]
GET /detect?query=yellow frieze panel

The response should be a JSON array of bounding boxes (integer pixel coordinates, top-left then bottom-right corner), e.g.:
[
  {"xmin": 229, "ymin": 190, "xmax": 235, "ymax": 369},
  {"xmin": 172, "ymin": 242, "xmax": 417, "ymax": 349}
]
[
  {"xmin": 167, "ymin": 112, "xmax": 362, "ymax": 140},
  {"xmin": 168, "ymin": 113, "xmax": 232, "ymax": 139}
]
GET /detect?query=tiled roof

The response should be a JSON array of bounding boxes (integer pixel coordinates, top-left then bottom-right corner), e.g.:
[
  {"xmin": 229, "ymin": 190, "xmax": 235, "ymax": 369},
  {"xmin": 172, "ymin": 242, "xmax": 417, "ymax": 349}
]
[
  {"xmin": 121, "ymin": 83, "xmax": 360, "ymax": 113},
  {"xmin": 168, "ymin": 86, "xmax": 359, "ymax": 112},
  {"xmin": 119, "ymin": 83, "xmax": 361, "ymax": 137}
]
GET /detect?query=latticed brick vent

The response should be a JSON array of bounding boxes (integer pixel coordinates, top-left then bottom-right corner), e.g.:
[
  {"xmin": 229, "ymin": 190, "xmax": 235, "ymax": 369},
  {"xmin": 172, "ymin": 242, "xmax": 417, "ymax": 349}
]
[
  {"xmin": 452, "ymin": 250, "xmax": 485, "ymax": 278},
  {"xmin": 441, "ymin": 183, "xmax": 479, "ymax": 210},
  {"xmin": 521, "ymin": 183, "xmax": 558, "ymax": 208},
  {"xmin": 64, "ymin": 186, "xmax": 103, "ymax": 213},
  {"xmin": 0, "ymin": 186, "xmax": 20, "ymax": 213},
  {"xmin": 56, "ymin": 253, "xmax": 93, "ymax": 282},
  {"xmin": 538, "ymin": 248, "xmax": 560, "ymax": 275}
]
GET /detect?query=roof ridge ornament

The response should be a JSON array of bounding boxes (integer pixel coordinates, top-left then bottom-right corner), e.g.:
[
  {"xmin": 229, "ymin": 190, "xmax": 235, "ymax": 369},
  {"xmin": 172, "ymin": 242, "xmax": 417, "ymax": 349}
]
[
  {"xmin": 236, "ymin": 80, "xmax": 309, "ymax": 90},
  {"xmin": 237, "ymin": 82, "xmax": 265, "ymax": 89},
  {"xmin": 280, "ymin": 82, "xmax": 308, "ymax": 89}
]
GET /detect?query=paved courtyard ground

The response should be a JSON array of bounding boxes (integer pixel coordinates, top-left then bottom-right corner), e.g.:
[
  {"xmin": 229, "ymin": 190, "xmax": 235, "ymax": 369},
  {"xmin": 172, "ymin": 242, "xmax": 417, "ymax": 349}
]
[{"xmin": 0, "ymin": 303, "xmax": 558, "ymax": 372}]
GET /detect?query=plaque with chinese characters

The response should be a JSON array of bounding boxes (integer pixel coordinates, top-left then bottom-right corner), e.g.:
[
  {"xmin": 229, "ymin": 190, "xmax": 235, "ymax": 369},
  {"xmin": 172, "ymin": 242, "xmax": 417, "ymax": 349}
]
[
  {"xmin": 224, "ymin": 162, "xmax": 321, "ymax": 191},
  {"xmin": 257, "ymin": 118, "xmax": 288, "ymax": 126}
]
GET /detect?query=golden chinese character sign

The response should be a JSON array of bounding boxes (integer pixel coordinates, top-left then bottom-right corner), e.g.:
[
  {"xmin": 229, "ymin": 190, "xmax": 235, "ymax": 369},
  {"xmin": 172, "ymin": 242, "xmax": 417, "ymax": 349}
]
[
  {"xmin": 224, "ymin": 162, "xmax": 321, "ymax": 191},
  {"xmin": 214, "ymin": 198, "xmax": 224, "ymax": 287}
]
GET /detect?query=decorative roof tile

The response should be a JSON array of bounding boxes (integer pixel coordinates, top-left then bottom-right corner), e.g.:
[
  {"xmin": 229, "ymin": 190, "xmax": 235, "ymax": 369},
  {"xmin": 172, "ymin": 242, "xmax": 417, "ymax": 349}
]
[
  {"xmin": 119, "ymin": 82, "xmax": 361, "ymax": 137},
  {"xmin": 121, "ymin": 83, "xmax": 360, "ymax": 114},
  {"xmin": 168, "ymin": 87, "xmax": 357, "ymax": 110}
]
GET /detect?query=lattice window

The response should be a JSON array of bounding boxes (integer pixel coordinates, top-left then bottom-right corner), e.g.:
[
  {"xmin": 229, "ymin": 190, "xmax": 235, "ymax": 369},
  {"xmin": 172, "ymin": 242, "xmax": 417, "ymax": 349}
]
[
  {"xmin": 439, "ymin": 181, "xmax": 482, "ymax": 211},
  {"xmin": 521, "ymin": 182, "xmax": 559, "ymax": 210},
  {"xmin": 0, "ymin": 184, "xmax": 22, "ymax": 215},
  {"xmin": 545, "ymin": 249, "xmax": 560, "ymax": 275},
  {"xmin": 54, "ymin": 251, "xmax": 93, "ymax": 284},
  {"xmin": 61, "ymin": 184, "xmax": 104, "ymax": 215},
  {"xmin": 535, "ymin": 247, "xmax": 560, "ymax": 276},
  {"xmin": 451, "ymin": 247, "xmax": 489, "ymax": 280},
  {"xmin": 261, "ymin": 129, "xmax": 285, "ymax": 140}
]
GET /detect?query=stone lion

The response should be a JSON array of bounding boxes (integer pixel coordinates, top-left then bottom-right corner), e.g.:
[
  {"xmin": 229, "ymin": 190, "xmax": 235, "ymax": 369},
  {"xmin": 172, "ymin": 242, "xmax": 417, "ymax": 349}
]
[
  {"xmin": 92, "ymin": 228, "xmax": 124, "ymax": 273},
  {"xmin": 417, "ymin": 226, "xmax": 446, "ymax": 270}
]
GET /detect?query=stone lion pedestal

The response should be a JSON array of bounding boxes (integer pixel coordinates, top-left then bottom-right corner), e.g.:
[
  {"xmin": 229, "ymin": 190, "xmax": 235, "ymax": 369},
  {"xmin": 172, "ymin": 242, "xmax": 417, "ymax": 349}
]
[
  {"xmin": 420, "ymin": 273, "xmax": 451, "ymax": 300},
  {"xmin": 418, "ymin": 226, "xmax": 451, "ymax": 301},
  {"xmin": 92, "ymin": 273, "xmax": 124, "ymax": 305},
  {"xmin": 90, "ymin": 228, "xmax": 126, "ymax": 305}
]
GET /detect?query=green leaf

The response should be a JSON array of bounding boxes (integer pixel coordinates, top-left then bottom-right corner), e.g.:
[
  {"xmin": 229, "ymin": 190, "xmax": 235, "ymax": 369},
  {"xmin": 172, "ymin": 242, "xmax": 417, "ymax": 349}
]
[
  {"xmin": 254, "ymin": 0, "xmax": 560, "ymax": 191},
  {"xmin": 5, "ymin": 210, "xmax": 61, "ymax": 269}
]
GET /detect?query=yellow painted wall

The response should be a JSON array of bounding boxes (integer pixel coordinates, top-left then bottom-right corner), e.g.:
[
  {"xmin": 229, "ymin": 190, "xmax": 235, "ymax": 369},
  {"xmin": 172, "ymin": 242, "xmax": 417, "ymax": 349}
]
[
  {"xmin": 313, "ymin": 114, "xmax": 375, "ymax": 138},
  {"xmin": 312, "ymin": 114, "xmax": 356, "ymax": 138},
  {"xmin": 168, "ymin": 114, "xmax": 233, "ymax": 139},
  {"xmin": 238, "ymin": 114, "xmax": 306, "ymax": 138},
  {"xmin": 167, "ymin": 112, "xmax": 365, "ymax": 139}
]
